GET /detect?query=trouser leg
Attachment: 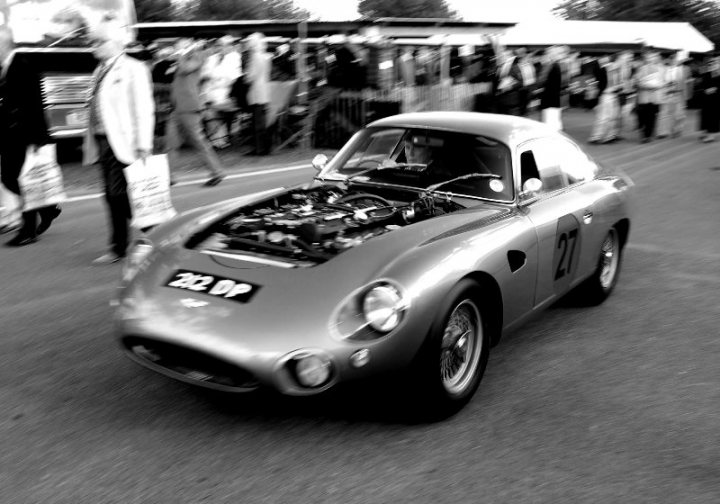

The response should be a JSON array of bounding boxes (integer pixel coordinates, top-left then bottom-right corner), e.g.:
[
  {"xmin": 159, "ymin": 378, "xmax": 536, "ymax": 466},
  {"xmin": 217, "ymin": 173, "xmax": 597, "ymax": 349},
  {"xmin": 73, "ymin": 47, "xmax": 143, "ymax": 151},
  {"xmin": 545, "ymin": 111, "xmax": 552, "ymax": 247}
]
[
  {"xmin": 252, "ymin": 104, "xmax": 269, "ymax": 155},
  {"xmin": 179, "ymin": 112, "xmax": 224, "ymax": 177},
  {"xmin": 98, "ymin": 136, "xmax": 131, "ymax": 257},
  {"xmin": 646, "ymin": 103, "xmax": 659, "ymax": 138}
]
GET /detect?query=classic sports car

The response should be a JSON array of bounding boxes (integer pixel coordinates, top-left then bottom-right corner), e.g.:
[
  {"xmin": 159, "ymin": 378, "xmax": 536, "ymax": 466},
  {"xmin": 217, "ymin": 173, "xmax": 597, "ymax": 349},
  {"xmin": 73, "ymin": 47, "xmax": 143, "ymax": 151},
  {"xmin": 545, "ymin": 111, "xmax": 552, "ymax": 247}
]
[{"xmin": 114, "ymin": 112, "xmax": 634, "ymax": 417}]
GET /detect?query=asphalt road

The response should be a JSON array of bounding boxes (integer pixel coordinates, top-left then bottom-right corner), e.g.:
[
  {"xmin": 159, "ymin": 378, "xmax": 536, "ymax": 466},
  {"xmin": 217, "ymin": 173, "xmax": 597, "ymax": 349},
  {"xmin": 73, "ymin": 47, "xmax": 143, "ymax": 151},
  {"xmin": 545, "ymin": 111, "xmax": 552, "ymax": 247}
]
[{"xmin": 1, "ymin": 111, "xmax": 719, "ymax": 503}]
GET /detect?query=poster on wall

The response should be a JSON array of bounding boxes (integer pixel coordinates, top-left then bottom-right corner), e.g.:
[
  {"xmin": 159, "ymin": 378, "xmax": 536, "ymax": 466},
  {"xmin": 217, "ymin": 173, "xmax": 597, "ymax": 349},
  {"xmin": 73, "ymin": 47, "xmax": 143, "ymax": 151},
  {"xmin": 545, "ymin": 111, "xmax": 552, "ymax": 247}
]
[{"xmin": 0, "ymin": 0, "xmax": 136, "ymax": 45}]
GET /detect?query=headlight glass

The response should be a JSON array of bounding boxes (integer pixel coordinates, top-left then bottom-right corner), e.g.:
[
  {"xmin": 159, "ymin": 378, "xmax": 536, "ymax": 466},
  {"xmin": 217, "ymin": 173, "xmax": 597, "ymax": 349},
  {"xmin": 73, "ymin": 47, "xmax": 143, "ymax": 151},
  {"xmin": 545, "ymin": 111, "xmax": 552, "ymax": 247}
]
[
  {"xmin": 122, "ymin": 239, "xmax": 154, "ymax": 282},
  {"xmin": 362, "ymin": 284, "xmax": 405, "ymax": 333}
]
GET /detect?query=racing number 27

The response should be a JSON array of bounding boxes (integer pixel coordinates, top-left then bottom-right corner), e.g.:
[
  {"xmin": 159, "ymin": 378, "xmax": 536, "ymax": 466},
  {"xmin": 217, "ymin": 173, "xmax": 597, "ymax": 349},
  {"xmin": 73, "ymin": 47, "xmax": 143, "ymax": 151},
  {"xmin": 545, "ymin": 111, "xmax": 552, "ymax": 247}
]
[{"xmin": 555, "ymin": 229, "xmax": 578, "ymax": 280}]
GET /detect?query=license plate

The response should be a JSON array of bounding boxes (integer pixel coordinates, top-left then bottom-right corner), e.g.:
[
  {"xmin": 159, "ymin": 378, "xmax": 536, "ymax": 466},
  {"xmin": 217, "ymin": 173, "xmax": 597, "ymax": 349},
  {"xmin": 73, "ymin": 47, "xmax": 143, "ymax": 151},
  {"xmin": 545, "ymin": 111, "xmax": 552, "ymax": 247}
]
[
  {"xmin": 164, "ymin": 270, "xmax": 260, "ymax": 303},
  {"xmin": 66, "ymin": 110, "xmax": 87, "ymax": 126}
]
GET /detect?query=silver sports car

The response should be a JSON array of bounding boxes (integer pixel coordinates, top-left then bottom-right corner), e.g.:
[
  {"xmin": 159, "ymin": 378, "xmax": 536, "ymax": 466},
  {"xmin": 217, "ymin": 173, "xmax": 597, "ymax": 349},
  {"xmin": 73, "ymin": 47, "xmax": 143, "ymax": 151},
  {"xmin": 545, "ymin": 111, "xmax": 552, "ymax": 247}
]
[{"xmin": 114, "ymin": 112, "xmax": 634, "ymax": 417}]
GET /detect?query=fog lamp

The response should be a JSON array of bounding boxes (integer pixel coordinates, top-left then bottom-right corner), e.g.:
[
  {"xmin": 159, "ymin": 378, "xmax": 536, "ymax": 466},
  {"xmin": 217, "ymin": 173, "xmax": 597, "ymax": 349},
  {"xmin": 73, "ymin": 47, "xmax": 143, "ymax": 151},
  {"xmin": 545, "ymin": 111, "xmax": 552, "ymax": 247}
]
[{"xmin": 294, "ymin": 354, "xmax": 332, "ymax": 388}]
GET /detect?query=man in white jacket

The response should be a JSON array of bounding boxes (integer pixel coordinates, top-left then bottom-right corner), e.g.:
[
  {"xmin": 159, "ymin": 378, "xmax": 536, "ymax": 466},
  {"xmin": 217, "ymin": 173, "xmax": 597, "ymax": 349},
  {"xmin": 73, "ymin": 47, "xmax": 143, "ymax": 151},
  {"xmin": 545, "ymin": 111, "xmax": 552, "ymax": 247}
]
[{"xmin": 83, "ymin": 20, "xmax": 155, "ymax": 264}]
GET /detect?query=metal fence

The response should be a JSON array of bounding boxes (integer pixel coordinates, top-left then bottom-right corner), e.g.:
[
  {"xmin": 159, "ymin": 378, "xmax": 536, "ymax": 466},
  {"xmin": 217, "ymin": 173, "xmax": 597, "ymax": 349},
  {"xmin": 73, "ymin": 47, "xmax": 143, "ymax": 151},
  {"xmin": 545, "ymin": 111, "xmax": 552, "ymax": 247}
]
[{"xmin": 313, "ymin": 83, "xmax": 492, "ymax": 148}]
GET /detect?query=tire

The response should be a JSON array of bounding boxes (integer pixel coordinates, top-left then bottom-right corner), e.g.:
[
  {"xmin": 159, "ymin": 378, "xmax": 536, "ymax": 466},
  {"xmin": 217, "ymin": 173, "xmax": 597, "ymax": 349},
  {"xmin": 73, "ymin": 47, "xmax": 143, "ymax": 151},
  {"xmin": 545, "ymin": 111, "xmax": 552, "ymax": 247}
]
[
  {"xmin": 409, "ymin": 279, "xmax": 490, "ymax": 420},
  {"xmin": 577, "ymin": 227, "xmax": 623, "ymax": 305}
]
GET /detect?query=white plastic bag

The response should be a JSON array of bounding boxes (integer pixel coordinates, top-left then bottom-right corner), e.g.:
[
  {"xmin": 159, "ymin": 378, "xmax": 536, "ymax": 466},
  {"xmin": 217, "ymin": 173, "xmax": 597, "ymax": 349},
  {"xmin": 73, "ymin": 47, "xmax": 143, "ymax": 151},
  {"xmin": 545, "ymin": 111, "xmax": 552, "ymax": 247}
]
[
  {"xmin": 19, "ymin": 144, "xmax": 66, "ymax": 211},
  {"xmin": 123, "ymin": 154, "xmax": 177, "ymax": 229}
]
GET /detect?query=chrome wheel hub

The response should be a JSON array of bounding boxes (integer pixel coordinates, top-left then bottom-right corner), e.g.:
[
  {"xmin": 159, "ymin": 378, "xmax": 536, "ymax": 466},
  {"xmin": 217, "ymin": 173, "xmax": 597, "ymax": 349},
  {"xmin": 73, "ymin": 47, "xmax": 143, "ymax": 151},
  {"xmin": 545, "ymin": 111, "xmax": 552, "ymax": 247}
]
[
  {"xmin": 599, "ymin": 230, "xmax": 619, "ymax": 289},
  {"xmin": 440, "ymin": 300, "xmax": 482, "ymax": 396}
]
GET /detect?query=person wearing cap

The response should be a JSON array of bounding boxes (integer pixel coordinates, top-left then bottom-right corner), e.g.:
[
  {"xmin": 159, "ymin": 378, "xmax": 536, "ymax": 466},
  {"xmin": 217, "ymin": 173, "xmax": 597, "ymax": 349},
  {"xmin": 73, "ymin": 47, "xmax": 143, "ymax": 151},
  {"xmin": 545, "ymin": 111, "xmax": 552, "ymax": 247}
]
[{"xmin": 83, "ymin": 20, "xmax": 155, "ymax": 264}]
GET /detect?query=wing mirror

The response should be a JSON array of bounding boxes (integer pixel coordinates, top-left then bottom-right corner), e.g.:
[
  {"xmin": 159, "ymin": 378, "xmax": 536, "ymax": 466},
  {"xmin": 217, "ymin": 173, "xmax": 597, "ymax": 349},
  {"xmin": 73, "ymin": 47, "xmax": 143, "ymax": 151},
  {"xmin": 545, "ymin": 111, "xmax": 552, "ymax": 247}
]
[
  {"xmin": 520, "ymin": 178, "xmax": 543, "ymax": 199},
  {"xmin": 311, "ymin": 154, "xmax": 328, "ymax": 172}
]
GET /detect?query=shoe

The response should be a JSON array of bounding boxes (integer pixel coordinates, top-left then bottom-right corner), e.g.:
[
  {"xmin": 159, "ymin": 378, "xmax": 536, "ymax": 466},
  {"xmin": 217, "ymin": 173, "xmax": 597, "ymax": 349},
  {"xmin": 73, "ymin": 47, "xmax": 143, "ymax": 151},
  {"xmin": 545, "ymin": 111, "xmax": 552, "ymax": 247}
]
[
  {"xmin": 36, "ymin": 206, "xmax": 62, "ymax": 235},
  {"xmin": 656, "ymin": 134, "xmax": 668, "ymax": 139},
  {"xmin": 640, "ymin": 138, "xmax": 651, "ymax": 144},
  {"xmin": 92, "ymin": 252, "xmax": 123, "ymax": 265},
  {"xmin": 702, "ymin": 135, "xmax": 715, "ymax": 143},
  {"xmin": 0, "ymin": 222, "xmax": 20, "ymax": 235},
  {"xmin": 5, "ymin": 233, "xmax": 37, "ymax": 247},
  {"xmin": 204, "ymin": 174, "xmax": 225, "ymax": 187}
]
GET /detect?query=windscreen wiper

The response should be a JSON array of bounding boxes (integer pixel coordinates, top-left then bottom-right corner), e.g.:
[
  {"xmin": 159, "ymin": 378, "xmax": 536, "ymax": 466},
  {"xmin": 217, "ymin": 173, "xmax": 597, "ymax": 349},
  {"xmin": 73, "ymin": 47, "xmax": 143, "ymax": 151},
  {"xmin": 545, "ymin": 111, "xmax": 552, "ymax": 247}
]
[
  {"xmin": 425, "ymin": 173, "xmax": 501, "ymax": 192},
  {"xmin": 345, "ymin": 162, "xmax": 428, "ymax": 185}
]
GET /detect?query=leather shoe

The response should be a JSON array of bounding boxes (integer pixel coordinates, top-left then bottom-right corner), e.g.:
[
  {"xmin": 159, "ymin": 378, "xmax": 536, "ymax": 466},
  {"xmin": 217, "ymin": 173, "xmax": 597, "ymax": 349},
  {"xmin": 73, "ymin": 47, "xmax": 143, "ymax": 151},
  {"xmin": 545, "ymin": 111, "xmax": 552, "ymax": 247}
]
[
  {"xmin": 92, "ymin": 252, "xmax": 123, "ymax": 265},
  {"xmin": 37, "ymin": 206, "xmax": 62, "ymax": 235},
  {"xmin": 5, "ymin": 233, "xmax": 37, "ymax": 247}
]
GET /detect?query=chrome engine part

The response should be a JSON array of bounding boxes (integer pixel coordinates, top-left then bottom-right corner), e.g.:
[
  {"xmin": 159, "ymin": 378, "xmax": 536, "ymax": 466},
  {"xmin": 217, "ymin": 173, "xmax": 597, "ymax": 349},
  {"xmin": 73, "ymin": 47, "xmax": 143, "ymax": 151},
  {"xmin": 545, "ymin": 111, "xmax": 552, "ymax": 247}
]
[{"xmin": 191, "ymin": 186, "xmax": 460, "ymax": 263}]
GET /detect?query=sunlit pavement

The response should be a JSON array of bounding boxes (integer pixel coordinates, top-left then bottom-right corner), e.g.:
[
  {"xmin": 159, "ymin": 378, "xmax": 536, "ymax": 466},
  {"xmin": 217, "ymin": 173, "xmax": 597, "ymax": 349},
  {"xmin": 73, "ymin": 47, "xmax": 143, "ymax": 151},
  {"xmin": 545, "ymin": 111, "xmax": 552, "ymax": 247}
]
[{"xmin": 1, "ymin": 108, "xmax": 719, "ymax": 503}]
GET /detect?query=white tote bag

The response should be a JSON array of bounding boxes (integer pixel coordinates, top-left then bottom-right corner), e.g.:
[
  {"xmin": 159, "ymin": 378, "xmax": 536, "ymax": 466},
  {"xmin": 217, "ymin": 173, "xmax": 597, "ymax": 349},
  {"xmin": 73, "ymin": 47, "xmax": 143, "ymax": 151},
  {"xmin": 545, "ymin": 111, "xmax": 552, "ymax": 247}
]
[
  {"xmin": 123, "ymin": 154, "xmax": 177, "ymax": 229},
  {"xmin": 19, "ymin": 144, "xmax": 67, "ymax": 211}
]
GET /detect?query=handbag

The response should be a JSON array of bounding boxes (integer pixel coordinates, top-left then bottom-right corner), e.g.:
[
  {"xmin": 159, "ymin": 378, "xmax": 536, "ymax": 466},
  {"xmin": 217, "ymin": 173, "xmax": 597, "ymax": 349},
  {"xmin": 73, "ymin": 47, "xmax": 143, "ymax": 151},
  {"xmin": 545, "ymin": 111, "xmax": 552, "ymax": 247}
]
[
  {"xmin": 123, "ymin": 154, "xmax": 177, "ymax": 229},
  {"xmin": 18, "ymin": 144, "xmax": 67, "ymax": 211}
]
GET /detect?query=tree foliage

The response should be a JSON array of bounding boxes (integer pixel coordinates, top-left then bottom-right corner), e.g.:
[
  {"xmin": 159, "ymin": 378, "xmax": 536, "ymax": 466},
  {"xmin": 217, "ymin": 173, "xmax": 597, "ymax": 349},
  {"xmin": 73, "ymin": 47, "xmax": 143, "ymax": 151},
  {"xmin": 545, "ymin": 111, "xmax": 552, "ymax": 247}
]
[
  {"xmin": 553, "ymin": 0, "xmax": 720, "ymax": 47},
  {"xmin": 358, "ymin": 0, "xmax": 458, "ymax": 19},
  {"xmin": 134, "ymin": 0, "xmax": 176, "ymax": 22},
  {"xmin": 133, "ymin": 0, "xmax": 310, "ymax": 22},
  {"xmin": 186, "ymin": 0, "xmax": 310, "ymax": 21}
]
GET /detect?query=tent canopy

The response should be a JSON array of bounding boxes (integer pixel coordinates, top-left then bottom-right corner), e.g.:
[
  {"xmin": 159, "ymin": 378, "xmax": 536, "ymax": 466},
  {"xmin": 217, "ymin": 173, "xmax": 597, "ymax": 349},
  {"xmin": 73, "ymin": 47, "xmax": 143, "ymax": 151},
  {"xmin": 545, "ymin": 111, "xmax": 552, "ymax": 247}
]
[{"xmin": 502, "ymin": 20, "xmax": 714, "ymax": 53}]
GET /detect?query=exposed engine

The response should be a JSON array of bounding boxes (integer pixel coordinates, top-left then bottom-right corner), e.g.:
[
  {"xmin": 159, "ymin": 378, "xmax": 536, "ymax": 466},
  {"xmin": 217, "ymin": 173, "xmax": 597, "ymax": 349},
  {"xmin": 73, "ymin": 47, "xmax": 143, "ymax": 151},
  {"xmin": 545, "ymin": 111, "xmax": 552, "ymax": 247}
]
[{"xmin": 190, "ymin": 185, "xmax": 463, "ymax": 264}]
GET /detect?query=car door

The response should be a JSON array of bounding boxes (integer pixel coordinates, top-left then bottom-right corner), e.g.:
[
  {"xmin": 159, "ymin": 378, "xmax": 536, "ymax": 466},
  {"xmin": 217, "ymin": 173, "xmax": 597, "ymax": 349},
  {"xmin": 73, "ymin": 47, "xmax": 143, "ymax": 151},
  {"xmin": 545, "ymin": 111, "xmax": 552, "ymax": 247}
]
[{"xmin": 517, "ymin": 137, "xmax": 593, "ymax": 308}]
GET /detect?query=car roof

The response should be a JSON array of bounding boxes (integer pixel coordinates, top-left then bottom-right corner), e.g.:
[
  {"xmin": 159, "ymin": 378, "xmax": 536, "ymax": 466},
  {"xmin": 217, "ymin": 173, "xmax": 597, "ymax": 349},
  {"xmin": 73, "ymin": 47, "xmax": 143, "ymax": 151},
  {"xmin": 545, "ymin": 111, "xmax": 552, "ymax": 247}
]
[{"xmin": 368, "ymin": 111, "xmax": 558, "ymax": 146}]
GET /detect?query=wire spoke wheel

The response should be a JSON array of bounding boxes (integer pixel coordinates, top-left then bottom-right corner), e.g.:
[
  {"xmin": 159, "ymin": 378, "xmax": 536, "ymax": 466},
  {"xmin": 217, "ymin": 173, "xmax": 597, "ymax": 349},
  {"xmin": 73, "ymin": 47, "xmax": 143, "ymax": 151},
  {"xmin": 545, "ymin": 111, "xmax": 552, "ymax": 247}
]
[
  {"xmin": 599, "ymin": 229, "xmax": 619, "ymax": 289},
  {"xmin": 439, "ymin": 299, "xmax": 483, "ymax": 396}
]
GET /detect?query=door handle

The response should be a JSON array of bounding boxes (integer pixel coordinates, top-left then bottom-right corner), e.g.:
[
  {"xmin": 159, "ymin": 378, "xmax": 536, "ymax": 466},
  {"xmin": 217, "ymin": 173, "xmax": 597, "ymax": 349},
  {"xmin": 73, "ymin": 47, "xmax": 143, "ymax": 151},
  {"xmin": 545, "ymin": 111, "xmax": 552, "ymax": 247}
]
[{"xmin": 583, "ymin": 211, "xmax": 594, "ymax": 224}]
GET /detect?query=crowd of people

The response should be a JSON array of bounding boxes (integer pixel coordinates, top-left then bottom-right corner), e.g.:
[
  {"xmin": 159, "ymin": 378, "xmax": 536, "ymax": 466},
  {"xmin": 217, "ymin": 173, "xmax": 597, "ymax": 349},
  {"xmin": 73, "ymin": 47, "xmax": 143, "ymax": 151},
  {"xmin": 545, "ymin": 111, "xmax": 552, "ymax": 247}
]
[{"xmin": 1, "ymin": 19, "xmax": 719, "ymax": 263}]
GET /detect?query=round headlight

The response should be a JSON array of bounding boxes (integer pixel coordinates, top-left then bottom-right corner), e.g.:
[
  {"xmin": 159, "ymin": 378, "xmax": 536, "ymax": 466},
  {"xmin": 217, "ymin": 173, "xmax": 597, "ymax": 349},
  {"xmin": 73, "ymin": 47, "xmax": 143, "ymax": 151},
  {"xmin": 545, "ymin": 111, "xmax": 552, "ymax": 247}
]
[
  {"xmin": 295, "ymin": 354, "xmax": 332, "ymax": 388},
  {"xmin": 362, "ymin": 284, "xmax": 405, "ymax": 333}
]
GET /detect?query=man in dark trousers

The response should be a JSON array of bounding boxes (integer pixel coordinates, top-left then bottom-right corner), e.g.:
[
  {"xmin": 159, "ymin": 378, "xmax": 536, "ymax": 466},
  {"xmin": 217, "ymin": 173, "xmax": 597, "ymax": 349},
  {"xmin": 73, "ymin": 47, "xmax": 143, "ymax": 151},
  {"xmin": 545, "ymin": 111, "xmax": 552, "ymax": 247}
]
[
  {"xmin": 83, "ymin": 20, "xmax": 155, "ymax": 264},
  {"xmin": 0, "ymin": 27, "xmax": 61, "ymax": 246},
  {"xmin": 540, "ymin": 46, "xmax": 565, "ymax": 131}
]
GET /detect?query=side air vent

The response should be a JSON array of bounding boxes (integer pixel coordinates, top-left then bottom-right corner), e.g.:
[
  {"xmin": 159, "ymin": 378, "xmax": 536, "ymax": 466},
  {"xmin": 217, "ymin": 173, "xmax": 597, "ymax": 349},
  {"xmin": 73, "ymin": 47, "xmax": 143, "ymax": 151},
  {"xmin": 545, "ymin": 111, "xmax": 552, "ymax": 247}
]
[{"xmin": 507, "ymin": 250, "xmax": 526, "ymax": 273}]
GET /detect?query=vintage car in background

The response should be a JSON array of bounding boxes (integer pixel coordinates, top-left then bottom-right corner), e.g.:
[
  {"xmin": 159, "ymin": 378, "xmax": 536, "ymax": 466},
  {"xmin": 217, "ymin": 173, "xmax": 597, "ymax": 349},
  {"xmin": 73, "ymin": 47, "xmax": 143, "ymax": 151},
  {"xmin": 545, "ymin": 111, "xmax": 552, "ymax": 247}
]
[{"xmin": 113, "ymin": 112, "xmax": 634, "ymax": 418}]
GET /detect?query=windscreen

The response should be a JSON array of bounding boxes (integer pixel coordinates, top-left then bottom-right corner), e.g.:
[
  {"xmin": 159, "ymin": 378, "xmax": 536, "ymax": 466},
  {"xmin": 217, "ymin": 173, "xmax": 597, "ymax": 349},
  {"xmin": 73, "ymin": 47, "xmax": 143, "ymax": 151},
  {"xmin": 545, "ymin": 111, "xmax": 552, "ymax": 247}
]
[{"xmin": 325, "ymin": 127, "xmax": 515, "ymax": 202}]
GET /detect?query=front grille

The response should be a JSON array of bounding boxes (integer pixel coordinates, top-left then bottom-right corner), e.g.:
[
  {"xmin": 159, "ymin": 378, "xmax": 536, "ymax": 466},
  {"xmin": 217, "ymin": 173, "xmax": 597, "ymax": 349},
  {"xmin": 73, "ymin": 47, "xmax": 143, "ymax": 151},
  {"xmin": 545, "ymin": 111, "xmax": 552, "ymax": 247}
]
[
  {"xmin": 122, "ymin": 336, "xmax": 260, "ymax": 390},
  {"xmin": 41, "ymin": 74, "xmax": 93, "ymax": 104}
]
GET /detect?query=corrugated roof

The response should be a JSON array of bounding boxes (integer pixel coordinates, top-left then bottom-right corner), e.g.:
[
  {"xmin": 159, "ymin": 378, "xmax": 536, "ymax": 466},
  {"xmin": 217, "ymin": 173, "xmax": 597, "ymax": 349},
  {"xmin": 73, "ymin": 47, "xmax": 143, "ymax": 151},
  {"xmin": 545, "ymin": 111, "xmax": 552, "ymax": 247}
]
[{"xmin": 502, "ymin": 20, "xmax": 714, "ymax": 53}]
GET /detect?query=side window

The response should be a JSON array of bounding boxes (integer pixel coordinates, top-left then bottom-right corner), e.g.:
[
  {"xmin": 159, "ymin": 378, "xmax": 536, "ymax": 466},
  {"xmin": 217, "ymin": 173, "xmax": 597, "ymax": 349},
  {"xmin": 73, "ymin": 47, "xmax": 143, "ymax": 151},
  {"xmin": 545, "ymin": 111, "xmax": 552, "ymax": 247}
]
[
  {"xmin": 555, "ymin": 138, "xmax": 598, "ymax": 184},
  {"xmin": 520, "ymin": 139, "xmax": 567, "ymax": 194}
]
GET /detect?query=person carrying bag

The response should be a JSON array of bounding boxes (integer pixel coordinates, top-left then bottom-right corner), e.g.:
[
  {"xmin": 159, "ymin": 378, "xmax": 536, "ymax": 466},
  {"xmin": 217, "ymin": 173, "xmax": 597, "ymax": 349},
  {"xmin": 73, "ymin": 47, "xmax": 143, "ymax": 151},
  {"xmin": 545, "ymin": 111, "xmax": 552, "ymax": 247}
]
[
  {"xmin": 123, "ymin": 153, "xmax": 176, "ymax": 230},
  {"xmin": 18, "ymin": 144, "xmax": 66, "ymax": 213}
]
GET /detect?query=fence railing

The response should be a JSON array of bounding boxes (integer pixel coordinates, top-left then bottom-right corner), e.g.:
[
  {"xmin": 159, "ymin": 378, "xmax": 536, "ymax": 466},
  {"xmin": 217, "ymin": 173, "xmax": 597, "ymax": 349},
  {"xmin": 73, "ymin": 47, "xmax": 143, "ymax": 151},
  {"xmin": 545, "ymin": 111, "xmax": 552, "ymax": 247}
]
[{"xmin": 313, "ymin": 83, "xmax": 492, "ymax": 148}]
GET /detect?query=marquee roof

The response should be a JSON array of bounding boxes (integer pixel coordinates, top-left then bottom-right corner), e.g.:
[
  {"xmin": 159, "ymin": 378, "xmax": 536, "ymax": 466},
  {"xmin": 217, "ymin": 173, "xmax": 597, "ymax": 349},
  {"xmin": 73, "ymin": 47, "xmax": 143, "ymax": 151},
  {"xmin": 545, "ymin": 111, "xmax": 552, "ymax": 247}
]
[{"xmin": 502, "ymin": 20, "xmax": 714, "ymax": 53}]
